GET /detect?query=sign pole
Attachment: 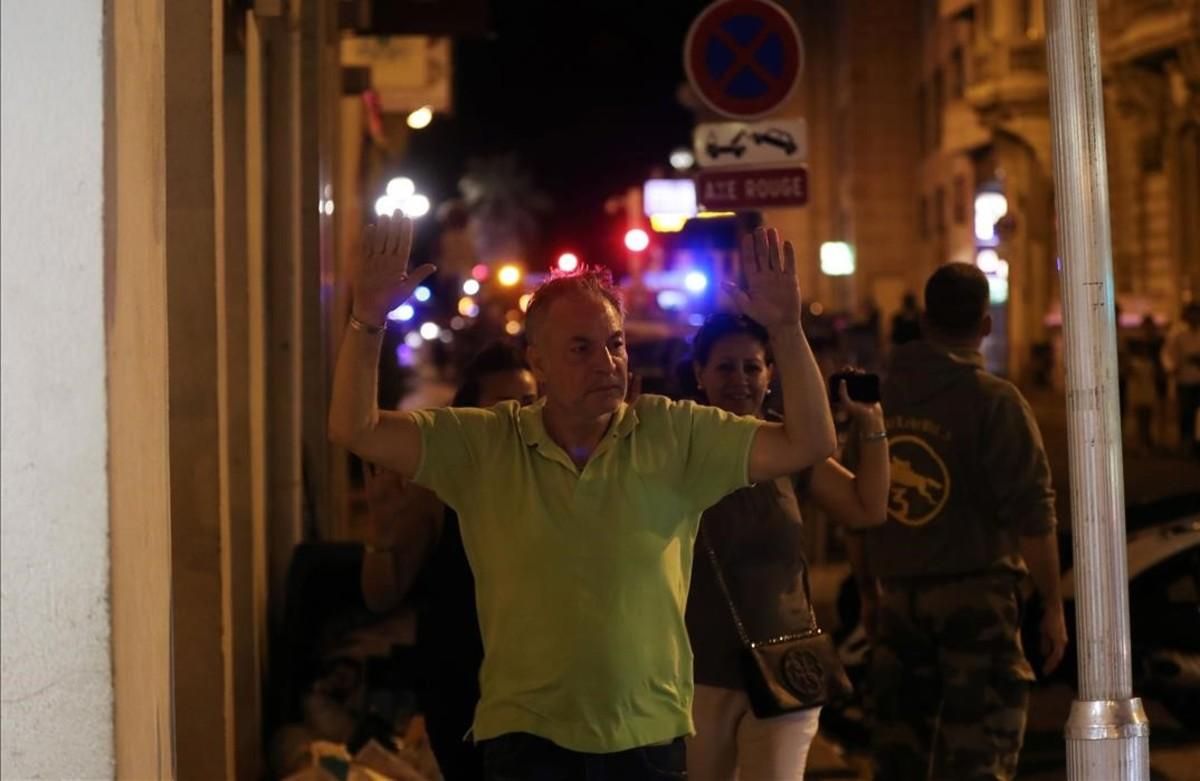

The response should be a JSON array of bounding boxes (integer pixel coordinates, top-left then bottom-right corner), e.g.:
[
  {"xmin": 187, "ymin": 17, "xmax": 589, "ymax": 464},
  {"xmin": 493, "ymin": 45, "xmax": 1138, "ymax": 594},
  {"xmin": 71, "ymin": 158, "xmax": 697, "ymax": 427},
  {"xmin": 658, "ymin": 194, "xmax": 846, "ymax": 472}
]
[{"xmin": 1043, "ymin": 0, "xmax": 1150, "ymax": 777}]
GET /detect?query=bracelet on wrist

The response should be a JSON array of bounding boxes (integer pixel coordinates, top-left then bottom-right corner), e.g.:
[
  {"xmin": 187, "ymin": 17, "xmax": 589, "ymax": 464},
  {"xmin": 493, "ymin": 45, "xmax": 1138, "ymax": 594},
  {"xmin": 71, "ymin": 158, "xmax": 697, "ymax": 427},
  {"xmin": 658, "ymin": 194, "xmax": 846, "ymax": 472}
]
[
  {"xmin": 859, "ymin": 429, "xmax": 888, "ymax": 443},
  {"xmin": 349, "ymin": 313, "xmax": 387, "ymax": 335}
]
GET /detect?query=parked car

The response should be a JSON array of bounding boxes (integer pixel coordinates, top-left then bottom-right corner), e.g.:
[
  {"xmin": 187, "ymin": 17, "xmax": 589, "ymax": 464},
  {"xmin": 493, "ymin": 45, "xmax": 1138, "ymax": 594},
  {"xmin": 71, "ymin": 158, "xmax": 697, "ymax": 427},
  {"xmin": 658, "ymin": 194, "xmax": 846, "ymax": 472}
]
[
  {"xmin": 751, "ymin": 128, "xmax": 797, "ymax": 155},
  {"xmin": 822, "ymin": 497, "xmax": 1200, "ymax": 754},
  {"xmin": 1031, "ymin": 513, "xmax": 1200, "ymax": 729}
]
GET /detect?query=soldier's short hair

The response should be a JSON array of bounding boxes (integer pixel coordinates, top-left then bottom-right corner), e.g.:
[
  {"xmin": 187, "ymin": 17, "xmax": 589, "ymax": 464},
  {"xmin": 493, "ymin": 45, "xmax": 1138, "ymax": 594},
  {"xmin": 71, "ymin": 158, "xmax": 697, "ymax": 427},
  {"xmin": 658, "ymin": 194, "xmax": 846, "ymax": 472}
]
[{"xmin": 924, "ymin": 263, "xmax": 989, "ymax": 340}]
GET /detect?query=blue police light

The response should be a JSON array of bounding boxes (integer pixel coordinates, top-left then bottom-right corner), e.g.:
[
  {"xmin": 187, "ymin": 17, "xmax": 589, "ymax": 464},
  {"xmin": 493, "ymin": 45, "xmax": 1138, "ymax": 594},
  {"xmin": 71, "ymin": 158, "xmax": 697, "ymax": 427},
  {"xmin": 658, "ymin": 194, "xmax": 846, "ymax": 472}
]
[
  {"xmin": 684, "ymin": 272, "xmax": 709, "ymax": 293},
  {"xmin": 388, "ymin": 304, "xmax": 415, "ymax": 322},
  {"xmin": 414, "ymin": 286, "xmax": 432, "ymax": 302}
]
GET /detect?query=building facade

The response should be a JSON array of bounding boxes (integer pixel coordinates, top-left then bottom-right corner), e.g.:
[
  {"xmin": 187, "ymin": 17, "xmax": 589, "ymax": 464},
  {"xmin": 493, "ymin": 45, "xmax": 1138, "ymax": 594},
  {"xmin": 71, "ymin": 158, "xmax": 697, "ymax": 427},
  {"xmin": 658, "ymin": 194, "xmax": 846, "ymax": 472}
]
[{"xmin": 796, "ymin": 0, "xmax": 1198, "ymax": 380}]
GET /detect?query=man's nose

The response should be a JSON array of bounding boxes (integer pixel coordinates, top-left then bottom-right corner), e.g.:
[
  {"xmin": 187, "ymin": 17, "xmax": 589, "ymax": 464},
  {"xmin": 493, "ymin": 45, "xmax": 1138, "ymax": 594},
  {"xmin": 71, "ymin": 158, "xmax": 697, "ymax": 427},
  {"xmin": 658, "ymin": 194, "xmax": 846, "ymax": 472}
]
[{"xmin": 595, "ymin": 346, "xmax": 618, "ymax": 371}]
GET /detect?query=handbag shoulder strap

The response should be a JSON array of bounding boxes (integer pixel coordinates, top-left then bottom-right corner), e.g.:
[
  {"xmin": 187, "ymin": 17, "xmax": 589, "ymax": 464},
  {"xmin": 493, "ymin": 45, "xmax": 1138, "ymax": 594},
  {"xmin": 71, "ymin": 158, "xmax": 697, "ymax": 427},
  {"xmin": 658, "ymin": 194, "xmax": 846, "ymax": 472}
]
[{"xmin": 699, "ymin": 523, "xmax": 820, "ymax": 643}]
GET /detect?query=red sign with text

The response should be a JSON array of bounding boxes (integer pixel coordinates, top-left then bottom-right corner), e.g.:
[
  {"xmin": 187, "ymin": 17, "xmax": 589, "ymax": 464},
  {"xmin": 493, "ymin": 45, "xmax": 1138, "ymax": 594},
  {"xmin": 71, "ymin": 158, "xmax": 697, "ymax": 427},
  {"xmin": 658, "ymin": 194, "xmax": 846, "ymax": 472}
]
[{"xmin": 696, "ymin": 167, "xmax": 808, "ymax": 210}]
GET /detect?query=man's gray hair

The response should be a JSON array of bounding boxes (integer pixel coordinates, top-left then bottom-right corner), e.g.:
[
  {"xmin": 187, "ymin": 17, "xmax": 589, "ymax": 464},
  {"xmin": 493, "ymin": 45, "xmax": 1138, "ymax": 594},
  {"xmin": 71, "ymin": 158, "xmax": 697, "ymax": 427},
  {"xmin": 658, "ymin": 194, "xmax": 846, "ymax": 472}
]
[{"xmin": 524, "ymin": 267, "xmax": 624, "ymax": 345}]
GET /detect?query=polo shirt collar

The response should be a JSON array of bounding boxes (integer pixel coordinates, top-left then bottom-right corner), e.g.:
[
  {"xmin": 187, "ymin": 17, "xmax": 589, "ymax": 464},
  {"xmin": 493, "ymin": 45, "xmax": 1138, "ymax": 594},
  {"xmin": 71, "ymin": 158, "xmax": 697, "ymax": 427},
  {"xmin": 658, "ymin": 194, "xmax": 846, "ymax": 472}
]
[{"xmin": 518, "ymin": 398, "xmax": 641, "ymax": 452}]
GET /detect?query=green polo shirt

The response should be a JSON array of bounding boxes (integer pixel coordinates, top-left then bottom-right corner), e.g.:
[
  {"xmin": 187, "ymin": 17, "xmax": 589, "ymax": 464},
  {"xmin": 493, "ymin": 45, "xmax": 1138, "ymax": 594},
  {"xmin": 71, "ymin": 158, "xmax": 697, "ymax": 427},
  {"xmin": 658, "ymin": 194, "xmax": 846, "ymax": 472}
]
[{"xmin": 410, "ymin": 393, "xmax": 761, "ymax": 752}]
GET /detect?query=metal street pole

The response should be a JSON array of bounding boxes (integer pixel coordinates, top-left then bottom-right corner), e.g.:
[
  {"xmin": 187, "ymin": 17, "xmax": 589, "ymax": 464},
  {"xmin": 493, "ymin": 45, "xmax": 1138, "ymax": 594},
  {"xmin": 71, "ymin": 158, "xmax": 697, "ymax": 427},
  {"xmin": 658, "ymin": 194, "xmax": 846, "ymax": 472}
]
[{"xmin": 1043, "ymin": 1, "xmax": 1150, "ymax": 778}]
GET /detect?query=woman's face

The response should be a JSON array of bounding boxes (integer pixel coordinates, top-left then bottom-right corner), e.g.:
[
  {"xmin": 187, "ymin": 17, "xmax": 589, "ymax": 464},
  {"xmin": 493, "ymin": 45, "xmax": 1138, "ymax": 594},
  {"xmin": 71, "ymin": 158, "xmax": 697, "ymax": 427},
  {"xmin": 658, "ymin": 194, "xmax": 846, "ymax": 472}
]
[
  {"xmin": 695, "ymin": 333, "xmax": 772, "ymax": 417},
  {"xmin": 476, "ymin": 368, "xmax": 538, "ymax": 408}
]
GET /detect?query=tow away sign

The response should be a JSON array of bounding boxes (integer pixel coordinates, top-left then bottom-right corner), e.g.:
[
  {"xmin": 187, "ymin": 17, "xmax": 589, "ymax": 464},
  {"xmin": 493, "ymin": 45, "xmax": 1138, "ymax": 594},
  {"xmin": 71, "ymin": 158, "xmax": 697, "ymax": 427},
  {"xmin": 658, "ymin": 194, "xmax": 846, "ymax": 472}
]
[{"xmin": 694, "ymin": 118, "xmax": 806, "ymax": 169}]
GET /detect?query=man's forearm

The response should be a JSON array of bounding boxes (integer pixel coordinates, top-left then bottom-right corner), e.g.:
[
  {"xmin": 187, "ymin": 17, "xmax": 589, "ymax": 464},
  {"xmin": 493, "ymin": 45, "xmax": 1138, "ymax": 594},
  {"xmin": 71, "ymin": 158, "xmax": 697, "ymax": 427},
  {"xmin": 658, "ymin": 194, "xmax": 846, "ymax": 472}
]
[
  {"xmin": 1019, "ymin": 531, "xmax": 1064, "ymax": 610},
  {"xmin": 770, "ymin": 325, "xmax": 837, "ymax": 465},
  {"xmin": 329, "ymin": 323, "xmax": 386, "ymax": 446}
]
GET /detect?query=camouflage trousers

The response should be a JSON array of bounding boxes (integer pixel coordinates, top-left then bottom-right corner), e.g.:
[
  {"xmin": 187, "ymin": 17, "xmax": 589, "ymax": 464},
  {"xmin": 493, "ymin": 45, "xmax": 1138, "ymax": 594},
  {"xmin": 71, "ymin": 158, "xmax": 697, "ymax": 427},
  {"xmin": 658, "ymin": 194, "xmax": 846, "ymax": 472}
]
[{"xmin": 867, "ymin": 572, "xmax": 1036, "ymax": 781}]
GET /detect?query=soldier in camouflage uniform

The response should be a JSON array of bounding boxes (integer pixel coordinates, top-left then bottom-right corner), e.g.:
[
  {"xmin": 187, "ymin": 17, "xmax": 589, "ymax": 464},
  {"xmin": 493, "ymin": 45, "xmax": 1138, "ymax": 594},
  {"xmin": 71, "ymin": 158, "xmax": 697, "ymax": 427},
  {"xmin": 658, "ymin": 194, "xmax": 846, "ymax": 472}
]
[{"xmin": 848, "ymin": 264, "xmax": 1068, "ymax": 781}]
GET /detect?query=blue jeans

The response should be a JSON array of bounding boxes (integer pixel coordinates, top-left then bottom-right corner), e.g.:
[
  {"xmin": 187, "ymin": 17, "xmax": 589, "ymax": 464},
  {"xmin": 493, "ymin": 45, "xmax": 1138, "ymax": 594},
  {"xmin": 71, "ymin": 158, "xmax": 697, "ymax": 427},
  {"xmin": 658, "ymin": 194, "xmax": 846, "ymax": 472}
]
[{"xmin": 482, "ymin": 732, "xmax": 687, "ymax": 781}]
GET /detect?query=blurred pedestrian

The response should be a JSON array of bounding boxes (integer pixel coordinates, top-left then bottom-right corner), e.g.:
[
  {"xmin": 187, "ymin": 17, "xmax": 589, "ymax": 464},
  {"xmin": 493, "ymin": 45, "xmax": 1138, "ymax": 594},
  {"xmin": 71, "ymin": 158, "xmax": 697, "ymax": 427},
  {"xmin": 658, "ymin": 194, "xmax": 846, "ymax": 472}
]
[
  {"xmin": 845, "ymin": 298, "xmax": 883, "ymax": 372},
  {"xmin": 890, "ymin": 292, "xmax": 922, "ymax": 347},
  {"xmin": 684, "ymin": 313, "xmax": 889, "ymax": 781},
  {"xmin": 330, "ymin": 216, "xmax": 837, "ymax": 780},
  {"xmin": 1165, "ymin": 302, "xmax": 1200, "ymax": 458},
  {"xmin": 361, "ymin": 340, "xmax": 537, "ymax": 781},
  {"xmin": 849, "ymin": 263, "xmax": 1067, "ymax": 781},
  {"xmin": 1126, "ymin": 315, "xmax": 1166, "ymax": 452}
]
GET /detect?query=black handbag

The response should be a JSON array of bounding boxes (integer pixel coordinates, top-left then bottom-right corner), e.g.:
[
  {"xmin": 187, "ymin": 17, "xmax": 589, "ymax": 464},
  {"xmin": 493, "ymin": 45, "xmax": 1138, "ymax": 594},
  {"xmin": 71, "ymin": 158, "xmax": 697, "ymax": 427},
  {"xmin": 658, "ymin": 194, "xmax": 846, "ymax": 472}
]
[{"xmin": 700, "ymin": 526, "xmax": 853, "ymax": 718}]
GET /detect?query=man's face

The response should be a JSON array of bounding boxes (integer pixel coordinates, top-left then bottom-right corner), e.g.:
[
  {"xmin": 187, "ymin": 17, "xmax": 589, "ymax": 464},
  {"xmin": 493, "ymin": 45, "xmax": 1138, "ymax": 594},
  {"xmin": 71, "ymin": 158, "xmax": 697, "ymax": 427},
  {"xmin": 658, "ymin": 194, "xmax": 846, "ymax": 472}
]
[{"xmin": 528, "ymin": 291, "xmax": 628, "ymax": 418}]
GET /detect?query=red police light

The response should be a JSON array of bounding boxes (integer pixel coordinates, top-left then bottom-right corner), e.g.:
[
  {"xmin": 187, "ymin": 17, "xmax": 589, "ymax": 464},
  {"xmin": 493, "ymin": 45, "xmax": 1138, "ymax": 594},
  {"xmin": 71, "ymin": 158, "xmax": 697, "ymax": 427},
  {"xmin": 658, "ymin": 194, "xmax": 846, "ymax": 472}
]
[
  {"xmin": 556, "ymin": 252, "xmax": 580, "ymax": 273},
  {"xmin": 624, "ymin": 228, "xmax": 650, "ymax": 252}
]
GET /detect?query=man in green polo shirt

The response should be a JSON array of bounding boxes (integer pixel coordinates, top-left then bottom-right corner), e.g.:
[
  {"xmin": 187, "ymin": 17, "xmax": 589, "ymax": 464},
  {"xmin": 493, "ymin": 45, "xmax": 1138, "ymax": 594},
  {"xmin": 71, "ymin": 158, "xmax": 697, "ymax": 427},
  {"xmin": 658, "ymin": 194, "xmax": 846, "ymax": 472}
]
[{"xmin": 329, "ymin": 214, "xmax": 836, "ymax": 779}]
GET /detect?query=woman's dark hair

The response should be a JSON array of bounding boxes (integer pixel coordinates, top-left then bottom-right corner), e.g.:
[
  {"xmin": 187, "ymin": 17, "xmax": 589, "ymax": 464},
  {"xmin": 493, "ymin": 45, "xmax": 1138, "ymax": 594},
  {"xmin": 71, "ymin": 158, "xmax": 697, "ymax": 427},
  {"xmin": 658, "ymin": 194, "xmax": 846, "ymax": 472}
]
[
  {"xmin": 691, "ymin": 312, "xmax": 771, "ymax": 368},
  {"xmin": 451, "ymin": 340, "xmax": 531, "ymax": 407}
]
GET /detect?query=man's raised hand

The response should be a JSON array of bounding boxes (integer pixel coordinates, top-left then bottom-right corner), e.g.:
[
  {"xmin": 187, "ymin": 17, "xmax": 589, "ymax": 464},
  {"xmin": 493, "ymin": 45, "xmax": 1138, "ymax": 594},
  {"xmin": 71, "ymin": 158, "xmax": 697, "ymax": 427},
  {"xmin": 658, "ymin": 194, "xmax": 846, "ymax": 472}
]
[
  {"xmin": 353, "ymin": 212, "xmax": 436, "ymax": 325},
  {"xmin": 723, "ymin": 227, "xmax": 803, "ymax": 331}
]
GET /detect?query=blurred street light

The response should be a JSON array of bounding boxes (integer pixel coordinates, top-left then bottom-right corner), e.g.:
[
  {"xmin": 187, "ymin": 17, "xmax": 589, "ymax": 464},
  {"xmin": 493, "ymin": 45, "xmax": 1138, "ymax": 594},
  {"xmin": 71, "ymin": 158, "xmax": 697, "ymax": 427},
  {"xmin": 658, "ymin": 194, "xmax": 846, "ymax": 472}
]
[
  {"xmin": 457, "ymin": 296, "xmax": 480, "ymax": 317},
  {"xmin": 406, "ymin": 193, "xmax": 431, "ymax": 218},
  {"xmin": 407, "ymin": 106, "xmax": 433, "ymax": 130},
  {"xmin": 974, "ymin": 191, "xmax": 1008, "ymax": 243},
  {"xmin": 462, "ymin": 279, "xmax": 481, "ymax": 295},
  {"xmin": 505, "ymin": 321, "xmax": 522, "ymax": 335},
  {"xmin": 419, "ymin": 321, "xmax": 441, "ymax": 340},
  {"xmin": 657, "ymin": 290, "xmax": 687, "ymax": 310},
  {"xmin": 498, "ymin": 264, "xmax": 522, "ymax": 287},
  {"xmin": 387, "ymin": 177, "xmax": 416, "ymax": 200},
  {"xmin": 414, "ymin": 285, "xmax": 432, "ymax": 302},
  {"xmin": 684, "ymin": 271, "xmax": 708, "ymax": 293},
  {"xmin": 669, "ymin": 148, "xmax": 696, "ymax": 170},
  {"xmin": 388, "ymin": 303, "xmax": 415, "ymax": 322},
  {"xmin": 819, "ymin": 242, "xmax": 855, "ymax": 276},
  {"xmin": 650, "ymin": 214, "xmax": 688, "ymax": 233},
  {"xmin": 376, "ymin": 177, "xmax": 431, "ymax": 219},
  {"xmin": 556, "ymin": 252, "xmax": 580, "ymax": 273},
  {"xmin": 624, "ymin": 228, "xmax": 650, "ymax": 252},
  {"xmin": 375, "ymin": 195, "xmax": 399, "ymax": 217},
  {"xmin": 519, "ymin": 293, "xmax": 533, "ymax": 312}
]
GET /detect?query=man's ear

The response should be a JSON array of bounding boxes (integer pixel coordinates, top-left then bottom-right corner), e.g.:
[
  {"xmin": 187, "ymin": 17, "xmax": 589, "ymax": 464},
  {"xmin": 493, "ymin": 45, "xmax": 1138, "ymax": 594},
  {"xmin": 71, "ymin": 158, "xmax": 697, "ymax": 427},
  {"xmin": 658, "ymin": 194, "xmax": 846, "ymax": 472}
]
[
  {"xmin": 981, "ymin": 313, "xmax": 993, "ymax": 339},
  {"xmin": 526, "ymin": 343, "xmax": 547, "ymax": 383}
]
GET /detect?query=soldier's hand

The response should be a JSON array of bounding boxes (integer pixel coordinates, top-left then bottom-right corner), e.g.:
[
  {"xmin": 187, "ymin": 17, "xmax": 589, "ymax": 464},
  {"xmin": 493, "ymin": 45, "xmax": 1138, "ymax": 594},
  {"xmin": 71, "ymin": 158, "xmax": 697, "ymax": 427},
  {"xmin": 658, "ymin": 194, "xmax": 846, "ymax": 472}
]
[
  {"xmin": 354, "ymin": 213, "xmax": 436, "ymax": 325},
  {"xmin": 1040, "ymin": 602, "xmax": 1069, "ymax": 675}
]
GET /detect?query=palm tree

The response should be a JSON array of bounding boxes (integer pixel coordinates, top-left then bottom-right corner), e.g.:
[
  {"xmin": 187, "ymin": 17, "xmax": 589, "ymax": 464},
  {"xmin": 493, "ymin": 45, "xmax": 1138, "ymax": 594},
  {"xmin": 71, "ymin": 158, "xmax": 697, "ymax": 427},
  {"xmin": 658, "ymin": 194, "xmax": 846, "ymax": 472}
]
[{"xmin": 457, "ymin": 154, "xmax": 552, "ymax": 265}]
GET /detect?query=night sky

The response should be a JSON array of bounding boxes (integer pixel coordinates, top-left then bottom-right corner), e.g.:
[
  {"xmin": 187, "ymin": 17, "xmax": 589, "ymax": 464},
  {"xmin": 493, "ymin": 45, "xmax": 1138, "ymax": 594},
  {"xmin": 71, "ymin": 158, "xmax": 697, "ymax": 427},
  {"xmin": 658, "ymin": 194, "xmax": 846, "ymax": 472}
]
[{"xmin": 405, "ymin": 0, "xmax": 712, "ymax": 268}]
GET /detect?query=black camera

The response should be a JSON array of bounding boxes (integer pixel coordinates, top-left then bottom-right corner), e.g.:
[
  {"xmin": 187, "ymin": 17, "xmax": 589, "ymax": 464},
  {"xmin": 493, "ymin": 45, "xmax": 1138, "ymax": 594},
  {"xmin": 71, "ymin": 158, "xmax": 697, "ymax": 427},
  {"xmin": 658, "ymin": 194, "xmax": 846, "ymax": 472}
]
[{"xmin": 828, "ymin": 370, "xmax": 881, "ymax": 404}]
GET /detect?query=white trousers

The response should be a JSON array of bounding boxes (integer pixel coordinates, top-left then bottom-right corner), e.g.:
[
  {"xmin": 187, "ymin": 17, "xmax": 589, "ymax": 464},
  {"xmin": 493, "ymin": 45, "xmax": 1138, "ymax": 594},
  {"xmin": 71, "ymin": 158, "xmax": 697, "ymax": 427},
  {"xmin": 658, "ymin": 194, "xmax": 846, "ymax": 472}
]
[{"xmin": 687, "ymin": 684, "xmax": 822, "ymax": 781}]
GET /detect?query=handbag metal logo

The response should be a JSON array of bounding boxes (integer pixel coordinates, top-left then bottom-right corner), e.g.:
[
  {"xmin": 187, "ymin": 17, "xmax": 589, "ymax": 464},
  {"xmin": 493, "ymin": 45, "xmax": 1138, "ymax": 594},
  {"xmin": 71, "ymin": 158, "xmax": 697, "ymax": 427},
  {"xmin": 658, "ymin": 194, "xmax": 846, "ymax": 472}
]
[{"xmin": 781, "ymin": 647, "xmax": 823, "ymax": 699}]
